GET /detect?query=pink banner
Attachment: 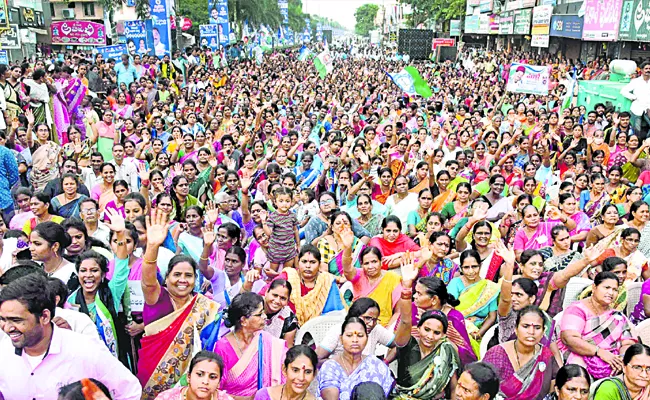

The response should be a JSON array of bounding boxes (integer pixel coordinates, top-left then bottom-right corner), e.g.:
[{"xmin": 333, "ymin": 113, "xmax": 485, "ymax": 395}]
[
  {"xmin": 582, "ymin": 0, "xmax": 623, "ymax": 41},
  {"xmin": 51, "ymin": 21, "xmax": 106, "ymax": 45}
]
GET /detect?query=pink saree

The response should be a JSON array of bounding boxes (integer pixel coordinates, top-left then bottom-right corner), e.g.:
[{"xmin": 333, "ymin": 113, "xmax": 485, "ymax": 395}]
[{"xmin": 214, "ymin": 331, "xmax": 286, "ymax": 397}]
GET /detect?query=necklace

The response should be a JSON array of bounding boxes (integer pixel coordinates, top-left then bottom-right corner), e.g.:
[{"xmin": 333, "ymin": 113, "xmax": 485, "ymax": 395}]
[
  {"xmin": 45, "ymin": 258, "xmax": 64, "ymax": 277},
  {"xmin": 183, "ymin": 386, "xmax": 214, "ymax": 400},
  {"xmin": 280, "ymin": 384, "xmax": 307, "ymax": 400},
  {"xmin": 232, "ymin": 331, "xmax": 248, "ymax": 355},
  {"xmin": 514, "ymin": 339, "xmax": 536, "ymax": 369}
]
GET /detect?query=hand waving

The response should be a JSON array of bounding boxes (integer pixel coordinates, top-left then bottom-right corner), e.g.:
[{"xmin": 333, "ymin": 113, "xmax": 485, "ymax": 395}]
[
  {"xmin": 146, "ymin": 209, "xmax": 171, "ymax": 247},
  {"xmin": 400, "ymin": 251, "xmax": 419, "ymax": 288},
  {"xmin": 205, "ymin": 201, "xmax": 219, "ymax": 224},
  {"xmin": 104, "ymin": 209, "xmax": 125, "ymax": 233},
  {"xmin": 340, "ymin": 227, "xmax": 355, "ymax": 249},
  {"xmin": 202, "ymin": 223, "xmax": 217, "ymax": 248},
  {"xmin": 494, "ymin": 240, "xmax": 515, "ymax": 266}
]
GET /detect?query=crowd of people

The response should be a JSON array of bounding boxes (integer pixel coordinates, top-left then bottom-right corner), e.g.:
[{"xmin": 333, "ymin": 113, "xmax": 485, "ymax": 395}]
[{"xmin": 0, "ymin": 41, "xmax": 650, "ymax": 400}]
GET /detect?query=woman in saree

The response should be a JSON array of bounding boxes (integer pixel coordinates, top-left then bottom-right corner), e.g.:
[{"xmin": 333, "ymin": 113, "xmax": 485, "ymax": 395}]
[
  {"xmin": 441, "ymin": 182, "xmax": 472, "ymax": 229},
  {"xmin": 254, "ymin": 345, "xmax": 317, "ymax": 400},
  {"xmin": 627, "ymin": 201, "xmax": 650, "ymax": 260},
  {"xmin": 354, "ymin": 194, "xmax": 384, "ymax": 238},
  {"xmin": 606, "ymin": 166, "xmax": 629, "ymax": 204},
  {"xmin": 538, "ymin": 225, "xmax": 584, "ymax": 272},
  {"xmin": 590, "ymin": 344, "xmax": 650, "ymax": 400},
  {"xmin": 447, "ymin": 249, "xmax": 499, "ymax": 347},
  {"xmin": 91, "ymin": 163, "xmax": 117, "ymax": 214},
  {"xmin": 411, "ymin": 276, "xmax": 476, "ymax": 366},
  {"xmin": 319, "ymin": 317, "xmax": 397, "ymax": 400},
  {"xmin": 521, "ymin": 177, "xmax": 546, "ymax": 212},
  {"xmin": 407, "ymin": 188, "xmax": 434, "ymax": 238},
  {"xmin": 62, "ymin": 124, "xmax": 96, "ymax": 168},
  {"xmin": 317, "ymin": 211, "xmax": 364, "ymax": 277},
  {"xmin": 113, "ymin": 92, "xmax": 134, "ymax": 120},
  {"xmin": 342, "ymin": 227, "xmax": 402, "ymax": 327},
  {"xmin": 169, "ymin": 175, "xmax": 202, "ymax": 222},
  {"xmin": 213, "ymin": 292, "xmax": 287, "ymax": 400},
  {"xmin": 137, "ymin": 210, "xmax": 221, "ymax": 400},
  {"xmin": 417, "ymin": 231, "xmax": 458, "ymax": 284},
  {"xmin": 408, "ymin": 160, "xmax": 434, "ymax": 194},
  {"xmin": 586, "ymin": 204, "xmax": 622, "ymax": 248},
  {"xmin": 431, "ymin": 170, "xmax": 454, "ymax": 212},
  {"xmin": 155, "ymin": 351, "xmax": 234, "ymax": 400},
  {"xmin": 513, "ymin": 205, "xmax": 577, "ymax": 261},
  {"xmin": 368, "ymin": 215, "xmax": 420, "ymax": 270},
  {"xmin": 51, "ymin": 174, "xmax": 88, "ymax": 219},
  {"xmin": 579, "ymin": 257, "xmax": 631, "ymax": 312},
  {"xmin": 618, "ymin": 187, "xmax": 643, "ymax": 219},
  {"xmin": 414, "ymin": 212, "xmax": 444, "ymax": 246},
  {"xmin": 394, "ymin": 303, "xmax": 460, "ymax": 400},
  {"xmin": 592, "ymin": 228, "xmax": 650, "ymax": 282},
  {"xmin": 66, "ymin": 210, "xmax": 130, "ymax": 365},
  {"xmin": 23, "ymin": 69, "xmax": 54, "ymax": 128},
  {"xmin": 579, "ymin": 173, "xmax": 609, "ymax": 220},
  {"xmin": 456, "ymin": 211, "xmax": 504, "ymax": 281},
  {"xmin": 23, "ymin": 192, "xmax": 65, "ymax": 236},
  {"xmin": 483, "ymin": 305, "xmax": 560, "ymax": 400},
  {"xmin": 384, "ymin": 175, "xmax": 419, "ymax": 233},
  {"xmin": 610, "ymin": 134, "xmax": 647, "ymax": 184},
  {"xmin": 171, "ymin": 133, "xmax": 199, "ymax": 165},
  {"xmin": 271, "ymin": 245, "xmax": 346, "ymax": 326},
  {"xmin": 501, "ymin": 194, "xmax": 533, "ymax": 246},
  {"xmin": 90, "ymin": 110, "xmax": 119, "ymax": 162},
  {"xmin": 29, "ymin": 123, "xmax": 62, "ymax": 193},
  {"xmin": 559, "ymin": 271, "xmax": 638, "ymax": 380},
  {"xmin": 543, "ymin": 364, "xmax": 591, "ymax": 400},
  {"xmin": 484, "ymin": 174, "xmax": 514, "ymax": 221}
]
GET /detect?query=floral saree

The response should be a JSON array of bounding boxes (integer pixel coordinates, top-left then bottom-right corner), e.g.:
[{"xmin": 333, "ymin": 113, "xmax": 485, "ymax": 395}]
[
  {"xmin": 284, "ymin": 267, "xmax": 346, "ymax": 325},
  {"xmin": 138, "ymin": 294, "xmax": 220, "ymax": 400},
  {"xmin": 394, "ymin": 337, "xmax": 460, "ymax": 400}
]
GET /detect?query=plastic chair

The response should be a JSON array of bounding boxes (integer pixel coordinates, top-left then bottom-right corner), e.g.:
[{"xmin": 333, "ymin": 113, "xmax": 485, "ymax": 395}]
[
  {"xmin": 626, "ymin": 281, "xmax": 644, "ymax": 317},
  {"xmin": 562, "ymin": 277, "xmax": 593, "ymax": 310},
  {"xmin": 480, "ymin": 324, "xmax": 497, "ymax": 360},
  {"xmin": 295, "ymin": 314, "xmax": 345, "ymax": 346},
  {"xmin": 637, "ymin": 319, "xmax": 650, "ymax": 345}
]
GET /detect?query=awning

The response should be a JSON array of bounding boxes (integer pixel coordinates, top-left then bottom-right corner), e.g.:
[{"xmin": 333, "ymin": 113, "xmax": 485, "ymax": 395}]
[{"xmin": 29, "ymin": 27, "xmax": 48, "ymax": 35}]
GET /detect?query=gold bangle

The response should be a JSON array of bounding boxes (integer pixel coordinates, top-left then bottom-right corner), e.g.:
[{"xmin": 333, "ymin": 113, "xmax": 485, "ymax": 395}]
[
  {"xmin": 200, "ymin": 256, "xmax": 210, "ymax": 261},
  {"xmin": 143, "ymin": 258, "xmax": 157, "ymax": 264}
]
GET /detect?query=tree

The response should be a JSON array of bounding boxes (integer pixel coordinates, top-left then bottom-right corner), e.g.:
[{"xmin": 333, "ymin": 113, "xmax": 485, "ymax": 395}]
[
  {"xmin": 402, "ymin": 0, "xmax": 464, "ymax": 27},
  {"xmin": 354, "ymin": 3, "xmax": 379, "ymax": 37}
]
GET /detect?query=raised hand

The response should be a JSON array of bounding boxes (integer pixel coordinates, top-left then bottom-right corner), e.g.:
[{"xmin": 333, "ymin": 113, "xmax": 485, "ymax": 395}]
[
  {"xmin": 340, "ymin": 227, "xmax": 355, "ymax": 249},
  {"xmin": 73, "ymin": 138, "xmax": 83, "ymax": 154},
  {"xmin": 583, "ymin": 242, "xmax": 606, "ymax": 265},
  {"xmin": 204, "ymin": 201, "xmax": 219, "ymax": 224},
  {"xmin": 104, "ymin": 209, "xmax": 125, "ymax": 234},
  {"xmin": 202, "ymin": 223, "xmax": 217, "ymax": 247},
  {"xmin": 137, "ymin": 163, "xmax": 150, "ymax": 182},
  {"xmin": 400, "ymin": 251, "xmax": 419, "ymax": 287},
  {"xmin": 208, "ymin": 153, "xmax": 219, "ymax": 168},
  {"xmin": 25, "ymin": 109, "xmax": 35, "ymax": 125},
  {"xmin": 494, "ymin": 240, "xmax": 516, "ymax": 266},
  {"xmin": 146, "ymin": 209, "xmax": 171, "ymax": 247}
]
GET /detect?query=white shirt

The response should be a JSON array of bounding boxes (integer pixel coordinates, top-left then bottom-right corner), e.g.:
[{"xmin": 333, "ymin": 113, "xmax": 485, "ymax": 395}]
[
  {"xmin": 90, "ymin": 222, "xmax": 111, "ymax": 246},
  {"xmin": 621, "ymin": 75, "xmax": 650, "ymax": 116},
  {"xmin": 109, "ymin": 159, "xmax": 139, "ymax": 192},
  {"xmin": 81, "ymin": 167, "xmax": 103, "ymax": 192},
  {"xmin": 49, "ymin": 262, "xmax": 77, "ymax": 286},
  {"xmin": 54, "ymin": 307, "xmax": 100, "ymax": 341}
]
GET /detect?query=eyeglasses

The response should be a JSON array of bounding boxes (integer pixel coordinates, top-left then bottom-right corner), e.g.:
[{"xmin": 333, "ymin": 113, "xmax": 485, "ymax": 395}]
[
  {"xmin": 359, "ymin": 316, "xmax": 379, "ymax": 324},
  {"xmin": 320, "ymin": 199, "xmax": 335, "ymax": 205},
  {"xmin": 80, "ymin": 208, "xmax": 97, "ymax": 214},
  {"xmin": 630, "ymin": 365, "xmax": 650, "ymax": 374}
]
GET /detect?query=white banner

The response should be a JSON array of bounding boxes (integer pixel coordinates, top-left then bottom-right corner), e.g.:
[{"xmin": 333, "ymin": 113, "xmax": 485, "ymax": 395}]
[{"xmin": 506, "ymin": 62, "xmax": 551, "ymax": 95}]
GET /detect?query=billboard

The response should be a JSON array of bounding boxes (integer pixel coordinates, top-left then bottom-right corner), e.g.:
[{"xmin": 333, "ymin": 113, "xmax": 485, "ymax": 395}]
[
  {"xmin": 149, "ymin": 0, "xmax": 171, "ymax": 56},
  {"xmin": 51, "ymin": 21, "xmax": 106, "ymax": 46},
  {"xmin": 582, "ymin": 0, "xmax": 623, "ymax": 41}
]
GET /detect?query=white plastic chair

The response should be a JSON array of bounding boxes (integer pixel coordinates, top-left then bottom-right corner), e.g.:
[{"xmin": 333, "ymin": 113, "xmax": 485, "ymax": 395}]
[
  {"xmin": 637, "ymin": 319, "xmax": 650, "ymax": 345},
  {"xmin": 562, "ymin": 277, "xmax": 593, "ymax": 310},
  {"xmin": 295, "ymin": 314, "xmax": 345, "ymax": 346},
  {"xmin": 480, "ymin": 324, "xmax": 497, "ymax": 360},
  {"xmin": 626, "ymin": 281, "xmax": 644, "ymax": 317}
]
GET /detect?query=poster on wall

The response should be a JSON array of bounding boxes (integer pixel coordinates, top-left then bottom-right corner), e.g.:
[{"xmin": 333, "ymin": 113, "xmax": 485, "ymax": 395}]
[
  {"xmin": 199, "ymin": 24, "xmax": 219, "ymax": 50},
  {"xmin": 0, "ymin": 0, "xmax": 9, "ymax": 30},
  {"xmin": 149, "ymin": 0, "xmax": 171, "ymax": 56},
  {"xmin": 97, "ymin": 44, "xmax": 127, "ymax": 60},
  {"xmin": 619, "ymin": 0, "xmax": 650, "ymax": 42},
  {"xmin": 212, "ymin": 0, "xmax": 230, "ymax": 45},
  {"xmin": 582, "ymin": 0, "xmax": 623, "ymax": 41},
  {"xmin": 506, "ymin": 63, "xmax": 551, "ymax": 95}
]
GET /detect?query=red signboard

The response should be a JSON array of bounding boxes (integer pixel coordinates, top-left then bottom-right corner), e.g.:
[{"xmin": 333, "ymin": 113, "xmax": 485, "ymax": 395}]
[{"xmin": 432, "ymin": 38, "xmax": 456, "ymax": 50}]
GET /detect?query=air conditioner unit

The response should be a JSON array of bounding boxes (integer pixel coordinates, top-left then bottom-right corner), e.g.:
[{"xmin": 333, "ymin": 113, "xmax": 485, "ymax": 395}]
[{"xmin": 62, "ymin": 9, "xmax": 75, "ymax": 18}]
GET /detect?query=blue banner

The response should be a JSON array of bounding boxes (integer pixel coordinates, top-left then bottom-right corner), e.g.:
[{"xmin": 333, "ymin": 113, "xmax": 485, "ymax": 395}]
[
  {"xmin": 550, "ymin": 15, "xmax": 583, "ymax": 39},
  {"xmin": 200, "ymin": 24, "xmax": 220, "ymax": 50},
  {"xmin": 0, "ymin": 50, "xmax": 8, "ymax": 64},
  {"xmin": 213, "ymin": 0, "xmax": 229, "ymax": 45},
  {"xmin": 278, "ymin": 0, "xmax": 288, "ymax": 25},
  {"xmin": 316, "ymin": 22, "xmax": 322, "ymax": 42},
  {"xmin": 149, "ymin": 0, "xmax": 171, "ymax": 57},
  {"xmin": 302, "ymin": 18, "xmax": 311, "ymax": 42},
  {"xmin": 97, "ymin": 44, "xmax": 127, "ymax": 60},
  {"xmin": 124, "ymin": 20, "xmax": 154, "ymax": 56}
]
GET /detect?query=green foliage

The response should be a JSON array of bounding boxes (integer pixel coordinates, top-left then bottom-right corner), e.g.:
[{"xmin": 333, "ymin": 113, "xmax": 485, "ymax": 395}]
[
  {"xmin": 354, "ymin": 3, "xmax": 378, "ymax": 37},
  {"xmin": 402, "ymin": 0, "xmax": 464, "ymax": 27}
]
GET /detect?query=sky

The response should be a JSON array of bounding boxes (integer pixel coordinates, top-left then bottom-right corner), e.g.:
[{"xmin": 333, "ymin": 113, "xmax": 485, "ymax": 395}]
[{"xmin": 302, "ymin": 0, "xmax": 384, "ymax": 30}]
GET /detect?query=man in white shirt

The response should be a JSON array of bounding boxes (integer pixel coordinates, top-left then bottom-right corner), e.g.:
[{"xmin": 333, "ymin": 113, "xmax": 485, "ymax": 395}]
[
  {"xmin": 109, "ymin": 143, "xmax": 139, "ymax": 192},
  {"xmin": 81, "ymin": 151, "xmax": 105, "ymax": 192},
  {"xmin": 0, "ymin": 274, "xmax": 141, "ymax": 400},
  {"xmin": 621, "ymin": 61, "xmax": 650, "ymax": 138},
  {"xmin": 80, "ymin": 198, "xmax": 111, "ymax": 246}
]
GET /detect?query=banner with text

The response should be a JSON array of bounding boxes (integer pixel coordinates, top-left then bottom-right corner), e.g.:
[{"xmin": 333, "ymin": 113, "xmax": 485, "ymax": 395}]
[
  {"xmin": 51, "ymin": 21, "xmax": 106, "ymax": 45},
  {"xmin": 506, "ymin": 63, "xmax": 551, "ymax": 95},
  {"xmin": 619, "ymin": 0, "xmax": 650, "ymax": 42},
  {"xmin": 583, "ymin": 0, "xmax": 623, "ymax": 41},
  {"xmin": 149, "ymin": 0, "xmax": 171, "ymax": 56},
  {"xmin": 200, "ymin": 24, "xmax": 219, "ymax": 50}
]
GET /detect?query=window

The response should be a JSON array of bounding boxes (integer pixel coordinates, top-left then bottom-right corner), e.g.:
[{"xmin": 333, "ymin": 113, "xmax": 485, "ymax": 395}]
[
  {"xmin": 82, "ymin": 3, "xmax": 94, "ymax": 16},
  {"xmin": 49, "ymin": 3, "xmax": 55, "ymax": 17}
]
